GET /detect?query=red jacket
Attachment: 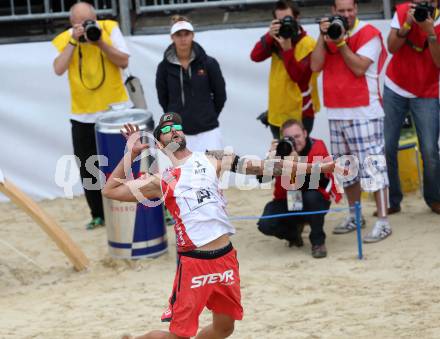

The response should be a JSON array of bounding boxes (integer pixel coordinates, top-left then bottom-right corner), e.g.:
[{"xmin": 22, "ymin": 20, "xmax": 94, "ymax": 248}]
[{"xmin": 273, "ymin": 138, "xmax": 342, "ymax": 202}]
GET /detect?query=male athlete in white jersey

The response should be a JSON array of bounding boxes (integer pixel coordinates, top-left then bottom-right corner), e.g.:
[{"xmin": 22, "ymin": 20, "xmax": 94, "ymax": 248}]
[{"xmin": 103, "ymin": 112, "xmax": 336, "ymax": 339}]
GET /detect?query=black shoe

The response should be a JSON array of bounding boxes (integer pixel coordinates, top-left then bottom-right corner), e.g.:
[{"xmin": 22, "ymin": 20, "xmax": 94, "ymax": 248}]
[
  {"xmin": 373, "ymin": 206, "xmax": 401, "ymax": 217},
  {"xmin": 288, "ymin": 237, "xmax": 304, "ymax": 248},
  {"xmin": 430, "ymin": 202, "xmax": 440, "ymax": 214},
  {"xmin": 287, "ymin": 223, "xmax": 305, "ymax": 247},
  {"xmin": 311, "ymin": 244, "xmax": 327, "ymax": 258}
]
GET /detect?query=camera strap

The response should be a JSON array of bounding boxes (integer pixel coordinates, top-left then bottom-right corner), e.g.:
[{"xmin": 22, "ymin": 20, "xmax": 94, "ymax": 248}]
[{"xmin": 78, "ymin": 44, "xmax": 106, "ymax": 90}]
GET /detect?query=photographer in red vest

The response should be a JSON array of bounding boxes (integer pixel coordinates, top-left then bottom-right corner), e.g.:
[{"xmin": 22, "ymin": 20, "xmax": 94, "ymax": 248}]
[
  {"xmin": 310, "ymin": 0, "xmax": 391, "ymax": 243},
  {"xmin": 384, "ymin": 0, "xmax": 440, "ymax": 215},
  {"xmin": 257, "ymin": 119, "xmax": 341, "ymax": 258}
]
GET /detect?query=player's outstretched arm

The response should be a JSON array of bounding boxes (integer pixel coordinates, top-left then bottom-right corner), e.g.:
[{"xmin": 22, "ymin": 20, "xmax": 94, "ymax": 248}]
[{"xmin": 205, "ymin": 151, "xmax": 336, "ymax": 176}]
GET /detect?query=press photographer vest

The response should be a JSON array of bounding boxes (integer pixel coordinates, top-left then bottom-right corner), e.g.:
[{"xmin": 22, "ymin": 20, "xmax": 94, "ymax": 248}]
[
  {"xmin": 52, "ymin": 20, "xmax": 128, "ymax": 114},
  {"xmin": 268, "ymin": 35, "xmax": 320, "ymax": 127},
  {"xmin": 385, "ymin": 2, "xmax": 440, "ymax": 98},
  {"xmin": 323, "ymin": 20, "xmax": 386, "ymax": 108},
  {"xmin": 273, "ymin": 139, "xmax": 342, "ymax": 203}
]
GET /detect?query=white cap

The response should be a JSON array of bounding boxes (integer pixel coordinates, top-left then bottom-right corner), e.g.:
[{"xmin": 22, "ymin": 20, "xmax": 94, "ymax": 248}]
[{"xmin": 170, "ymin": 21, "xmax": 194, "ymax": 35}]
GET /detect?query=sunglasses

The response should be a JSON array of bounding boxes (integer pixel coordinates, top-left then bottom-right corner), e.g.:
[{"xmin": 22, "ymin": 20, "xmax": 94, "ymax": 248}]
[{"xmin": 160, "ymin": 124, "xmax": 183, "ymax": 134}]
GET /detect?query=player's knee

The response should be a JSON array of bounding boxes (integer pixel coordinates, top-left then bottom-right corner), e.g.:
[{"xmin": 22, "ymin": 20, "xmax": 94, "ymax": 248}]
[{"xmin": 214, "ymin": 322, "xmax": 234, "ymax": 338}]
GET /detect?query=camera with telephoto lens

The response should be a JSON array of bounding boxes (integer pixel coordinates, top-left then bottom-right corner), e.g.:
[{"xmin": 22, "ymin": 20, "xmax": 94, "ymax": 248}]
[
  {"xmin": 79, "ymin": 20, "xmax": 101, "ymax": 42},
  {"xmin": 326, "ymin": 15, "xmax": 349, "ymax": 40},
  {"xmin": 278, "ymin": 16, "xmax": 300, "ymax": 39},
  {"xmin": 276, "ymin": 136, "xmax": 296, "ymax": 157},
  {"xmin": 414, "ymin": 2, "xmax": 435, "ymax": 22}
]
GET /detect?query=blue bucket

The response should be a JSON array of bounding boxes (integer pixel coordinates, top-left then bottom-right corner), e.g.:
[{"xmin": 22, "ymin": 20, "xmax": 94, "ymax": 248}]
[{"xmin": 95, "ymin": 109, "xmax": 167, "ymax": 259}]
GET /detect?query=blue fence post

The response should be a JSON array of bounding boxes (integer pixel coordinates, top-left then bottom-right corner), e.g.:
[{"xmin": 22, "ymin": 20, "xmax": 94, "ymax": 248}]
[{"xmin": 354, "ymin": 201, "xmax": 363, "ymax": 260}]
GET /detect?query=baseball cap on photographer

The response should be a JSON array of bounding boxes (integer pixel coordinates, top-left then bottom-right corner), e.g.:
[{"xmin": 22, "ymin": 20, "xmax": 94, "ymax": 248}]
[
  {"xmin": 170, "ymin": 20, "xmax": 194, "ymax": 35},
  {"xmin": 153, "ymin": 112, "xmax": 183, "ymax": 141}
]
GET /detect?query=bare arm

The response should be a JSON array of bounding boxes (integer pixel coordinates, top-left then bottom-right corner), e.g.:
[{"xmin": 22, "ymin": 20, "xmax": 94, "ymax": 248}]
[
  {"xmin": 427, "ymin": 34, "xmax": 440, "ymax": 68},
  {"xmin": 310, "ymin": 33, "xmax": 327, "ymax": 72},
  {"xmin": 97, "ymin": 39, "xmax": 129, "ymax": 69},
  {"xmin": 102, "ymin": 124, "xmax": 162, "ymax": 202},
  {"xmin": 53, "ymin": 24, "xmax": 83, "ymax": 76},
  {"xmin": 102, "ymin": 154, "xmax": 162, "ymax": 203},
  {"xmin": 387, "ymin": 28, "xmax": 409, "ymax": 54},
  {"xmin": 53, "ymin": 43, "xmax": 76, "ymax": 76},
  {"xmin": 337, "ymin": 44, "xmax": 373, "ymax": 77},
  {"xmin": 417, "ymin": 18, "xmax": 440, "ymax": 68},
  {"xmin": 388, "ymin": 6, "xmax": 414, "ymax": 54},
  {"xmin": 311, "ymin": 19, "xmax": 333, "ymax": 72},
  {"xmin": 205, "ymin": 151, "xmax": 335, "ymax": 177}
]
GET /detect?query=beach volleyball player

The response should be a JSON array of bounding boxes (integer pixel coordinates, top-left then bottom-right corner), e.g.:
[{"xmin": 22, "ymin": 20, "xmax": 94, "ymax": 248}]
[{"xmin": 103, "ymin": 112, "xmax": 336, "ymax": 339}]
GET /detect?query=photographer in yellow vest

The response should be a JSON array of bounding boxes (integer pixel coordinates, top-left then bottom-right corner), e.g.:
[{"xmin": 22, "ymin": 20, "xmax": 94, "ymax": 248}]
[
  {"xmin": 251, "ymin": 0, "xmax": 320, "ymax": 137},
  {"xmin": 52, "ymin": 2, "xmax": 130, "ymax": 230}
]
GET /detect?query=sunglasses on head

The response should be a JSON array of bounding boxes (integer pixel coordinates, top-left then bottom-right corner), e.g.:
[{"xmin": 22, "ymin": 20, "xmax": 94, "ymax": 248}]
[{"xmin": 160, "ymin": 124, "xmax": 183, "ymax": 134}]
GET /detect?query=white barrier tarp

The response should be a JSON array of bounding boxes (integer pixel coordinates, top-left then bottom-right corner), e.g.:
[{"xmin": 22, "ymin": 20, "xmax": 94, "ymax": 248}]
[{"xmin": 0, "ymin": 20, "xmax": 391, "ymax": 201}]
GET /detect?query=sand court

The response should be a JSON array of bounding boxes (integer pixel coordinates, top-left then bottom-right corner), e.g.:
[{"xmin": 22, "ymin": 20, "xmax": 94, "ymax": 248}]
[{"xmin": 1, "ymin": 187, "xmax": 440, "ymax": 338}]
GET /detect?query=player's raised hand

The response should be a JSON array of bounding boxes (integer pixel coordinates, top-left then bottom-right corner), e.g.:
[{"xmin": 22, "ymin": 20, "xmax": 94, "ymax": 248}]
[{"xmin": 121, "ymin": 123, "xmax": 149, "ymax": 156}]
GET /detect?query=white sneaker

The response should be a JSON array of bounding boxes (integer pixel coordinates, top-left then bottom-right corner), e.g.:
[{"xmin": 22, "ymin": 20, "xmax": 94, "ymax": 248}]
[
  {"xmin": 363, "ymin": 221, "xmax": 392, "ymax": 243},
  {"xmin": 333, "ymin": 215, "xmax": 366, "ymax": 234}
]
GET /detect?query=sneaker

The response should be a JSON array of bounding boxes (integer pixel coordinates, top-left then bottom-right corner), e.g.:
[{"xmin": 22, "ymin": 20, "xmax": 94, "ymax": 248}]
[
  {"xmin": 333, "ymin": 216, "xmax": 366, "ymax": 234},
  {"xmin": 288, "ymin": 237, "xmax": 304, "ymax": 248},
  {"xmin": 363, "ymin": 222, "xmax": 392, "ymax": 243},
  {"xmin": 311, "ymin": 244, "xmax": 327, "ymax": 258},
  {"xmin": 86, "ymin": 217, "xmax": 105, "ymax": 230}
]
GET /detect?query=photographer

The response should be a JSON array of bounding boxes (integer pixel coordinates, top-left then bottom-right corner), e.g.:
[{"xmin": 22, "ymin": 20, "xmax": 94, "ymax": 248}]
[
  {"xmin": 257, "ymin": 119, "xmax": 341, "ymax": 258},
  {"xmin": 310, "ymin": 0, "xmax": 392, "ymax": 243},
  {"xmin": 250, "ymin": 0, "xmax": 320, "ymax": 137},
  {"xmin": 52, "ymin": 2, "xmax": 130, "ymax": 230},
  {"xmin": 384, "ymin": 0, "xmax": 440, "ymax": 215}
]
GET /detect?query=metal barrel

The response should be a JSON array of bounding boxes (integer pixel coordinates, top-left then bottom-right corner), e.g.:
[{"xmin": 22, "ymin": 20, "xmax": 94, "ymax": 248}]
[{"xmin": 95, "ymin": 109, "xmax": 167, "ymax": 259}]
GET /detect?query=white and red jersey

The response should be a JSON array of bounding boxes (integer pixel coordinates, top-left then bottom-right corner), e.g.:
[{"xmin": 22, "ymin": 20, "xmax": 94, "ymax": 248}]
[{"xmin": 161, "ymin": 152, "xmax": 235, "ymax": 252}]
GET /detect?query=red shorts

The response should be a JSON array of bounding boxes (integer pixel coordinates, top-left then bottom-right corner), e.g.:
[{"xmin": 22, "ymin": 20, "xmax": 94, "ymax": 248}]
[{"xmin": 161, "ymin": 244, "xmax": 243, "ymax": 337}]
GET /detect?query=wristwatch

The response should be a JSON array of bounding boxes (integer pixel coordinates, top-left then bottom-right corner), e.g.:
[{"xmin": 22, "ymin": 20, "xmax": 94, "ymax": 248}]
[{"xmin": 428, "ymin": 34, "xmax": 437, "ymax": 44}]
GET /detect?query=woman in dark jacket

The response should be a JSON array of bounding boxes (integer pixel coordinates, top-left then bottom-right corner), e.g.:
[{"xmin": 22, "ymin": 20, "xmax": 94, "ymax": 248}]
[{"xmin": 156, "ymin": 16, "xmax": 227, "ymax": 151}]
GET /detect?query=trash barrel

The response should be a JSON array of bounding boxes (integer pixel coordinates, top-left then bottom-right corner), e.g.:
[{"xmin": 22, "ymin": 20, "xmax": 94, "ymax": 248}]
[{"xmin": 95, "ymin": 109, "xmax": 167, "ymax": 259}]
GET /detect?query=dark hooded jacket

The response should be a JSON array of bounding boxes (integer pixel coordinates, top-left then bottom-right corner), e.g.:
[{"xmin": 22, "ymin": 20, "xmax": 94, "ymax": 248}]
[{"xmin": 155, "ymin": 41, "xmax": 226, "ymax": 135}]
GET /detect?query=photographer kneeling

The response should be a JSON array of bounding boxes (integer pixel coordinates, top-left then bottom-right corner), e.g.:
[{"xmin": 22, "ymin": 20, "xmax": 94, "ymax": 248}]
[{"xmin": 257, "ymin": 119, "xmax": 341, "ymax": 258}]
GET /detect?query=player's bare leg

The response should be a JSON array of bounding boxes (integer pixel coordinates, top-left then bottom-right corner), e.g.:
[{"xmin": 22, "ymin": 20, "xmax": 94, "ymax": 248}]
[
  {"xmin": 122, "ymin": 331, "xmax": 188, "ymax": 339},
  {"xmin": 195, "ymin": 313, "xmax": 235, "ymax": 339}
]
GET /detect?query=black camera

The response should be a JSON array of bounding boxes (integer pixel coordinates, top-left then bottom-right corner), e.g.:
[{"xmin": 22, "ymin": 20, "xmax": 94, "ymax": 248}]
[
  {"xmin": 80, "ymin": 20, "xmax": 101, "ymax": 42},
  {"xmin": 414, "ymin": 2, "xmax": 435, "ymax": 22},
  {"xmin": 276, "ymin": 136, "xmax": 296, "ymax": 157},
  {"xmin": 327, "ymin": 15, "xmax": 349, "ymax": 40},
  {"xmin": 278, "ymin": 16, "xmax": 300, "ymax": 39}
]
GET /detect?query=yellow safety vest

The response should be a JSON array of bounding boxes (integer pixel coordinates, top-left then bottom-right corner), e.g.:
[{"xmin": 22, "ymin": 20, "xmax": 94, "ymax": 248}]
[
  {"xmin": 268, "ymin": 35, "xmax": 320, "ymax": 127},
  {"xmin": 52, "ymin": 20, "xmax": 128, "ymax": 114}
]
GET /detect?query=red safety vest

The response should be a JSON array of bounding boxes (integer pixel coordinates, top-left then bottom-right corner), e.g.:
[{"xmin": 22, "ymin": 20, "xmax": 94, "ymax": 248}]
[
  {"xmin": 323, "ymin": 22, "xmax": 387, "ymax": 108},
  {"xmin": 273, "ymin": 139, "xmax": 342, "ymax": 203},
  {"xmin": 385, "ymin": 2, "xmax": 440, "ymax": 98}
]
